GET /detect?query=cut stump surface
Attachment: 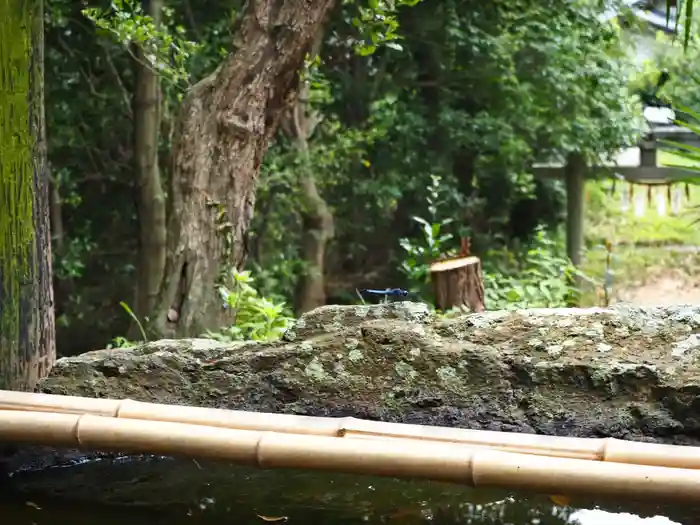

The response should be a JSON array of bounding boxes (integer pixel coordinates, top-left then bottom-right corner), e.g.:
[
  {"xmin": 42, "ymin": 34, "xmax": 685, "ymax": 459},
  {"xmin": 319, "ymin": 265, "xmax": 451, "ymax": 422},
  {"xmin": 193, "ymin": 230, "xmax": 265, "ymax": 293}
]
[{"xmin": 430, "ymin": 256, "xmax": 485, "ymax": 312}]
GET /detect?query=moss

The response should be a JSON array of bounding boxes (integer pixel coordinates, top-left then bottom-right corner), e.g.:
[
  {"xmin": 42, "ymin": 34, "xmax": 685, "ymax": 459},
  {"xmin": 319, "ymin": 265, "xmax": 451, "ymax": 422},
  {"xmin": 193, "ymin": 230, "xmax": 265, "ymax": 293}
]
[
  {"xmin": 304, "ymin": 356, "xmax": 327, "ymax": 381},
  {"xmin": 347, "ymin": 349, "xmax": 363, "ymax": 362},
  {"xmin": 393, "ymin": 360, "xmax": 417, "ymax": 380},
  {"xmin": 0, "ymin": 0, "xmax": 36, "ymax": 387},
  {"xmin": 37, "ymin": 303, "xmax": 700, "ymax": 444}
]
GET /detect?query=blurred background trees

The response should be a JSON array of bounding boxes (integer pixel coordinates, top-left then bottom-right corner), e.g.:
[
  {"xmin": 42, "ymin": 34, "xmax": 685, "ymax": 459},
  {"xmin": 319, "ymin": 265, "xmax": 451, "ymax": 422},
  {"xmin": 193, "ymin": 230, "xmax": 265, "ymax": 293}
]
[{"xmin": 44, "ymin": 0, "xmax": 699, "ymax": 355}]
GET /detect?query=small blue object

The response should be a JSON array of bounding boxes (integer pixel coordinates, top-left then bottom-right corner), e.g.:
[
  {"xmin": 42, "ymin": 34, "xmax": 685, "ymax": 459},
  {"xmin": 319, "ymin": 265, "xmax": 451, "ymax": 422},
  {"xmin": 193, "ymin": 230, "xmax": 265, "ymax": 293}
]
[{"xmin": 358, "ymin": 288, "xmax": 410, "ymax": 297}]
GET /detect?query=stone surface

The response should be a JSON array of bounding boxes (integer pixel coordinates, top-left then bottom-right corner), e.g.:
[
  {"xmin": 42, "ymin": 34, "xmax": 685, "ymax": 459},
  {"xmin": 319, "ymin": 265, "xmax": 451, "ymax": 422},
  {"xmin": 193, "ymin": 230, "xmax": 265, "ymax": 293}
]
[{"xmin": 32, "ymin": 302, "xmax": 700, "ymax": 445}]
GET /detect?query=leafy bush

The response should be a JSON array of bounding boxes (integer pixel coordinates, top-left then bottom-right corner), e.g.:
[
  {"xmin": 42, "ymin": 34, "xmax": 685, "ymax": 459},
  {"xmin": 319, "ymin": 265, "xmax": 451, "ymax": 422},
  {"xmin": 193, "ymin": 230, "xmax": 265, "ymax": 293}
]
[
  {"xmin": 398, "ymin": 175, "xmax": 457, "ymax": 296},
  {"xmin": 107, "ymin": 269, "xmax": 294, "ymax": 347},
  {"xmin": 203, "ymin": 269, "xmax": 295, "ymax": 343},
  {"xmin": 482, "ymin": 228, "xmax": 579, "ymax": 310}
]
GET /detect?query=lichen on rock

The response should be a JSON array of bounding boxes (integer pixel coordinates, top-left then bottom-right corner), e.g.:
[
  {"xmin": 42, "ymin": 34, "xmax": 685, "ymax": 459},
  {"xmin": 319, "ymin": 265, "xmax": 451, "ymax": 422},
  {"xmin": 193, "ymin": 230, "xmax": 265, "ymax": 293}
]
[{"xmin": 37, "ymin": 302, "xmax": 700, "ymax": 444}]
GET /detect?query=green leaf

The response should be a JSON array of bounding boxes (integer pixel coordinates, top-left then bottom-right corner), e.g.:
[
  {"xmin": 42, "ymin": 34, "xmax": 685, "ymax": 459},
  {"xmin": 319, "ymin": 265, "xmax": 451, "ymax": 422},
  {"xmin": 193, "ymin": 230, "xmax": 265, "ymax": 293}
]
[{"xmin": 357, "ymin": 44, "xmax": 377, "ymax": 56}]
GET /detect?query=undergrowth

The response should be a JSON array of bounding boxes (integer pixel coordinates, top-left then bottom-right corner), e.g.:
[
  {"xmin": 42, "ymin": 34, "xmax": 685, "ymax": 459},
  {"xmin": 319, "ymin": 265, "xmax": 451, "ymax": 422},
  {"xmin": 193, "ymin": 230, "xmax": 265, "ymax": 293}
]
[
  {"xmin": 108, "ymin": 269, "xmax": 294, "ymax": 348},
  {"xmin": 581, "ymin": 178, "xmax": 700, "ymax": 304},
  {"xmin": 107, "ymin": 173, "xmax": 700, "ymax": 347}
]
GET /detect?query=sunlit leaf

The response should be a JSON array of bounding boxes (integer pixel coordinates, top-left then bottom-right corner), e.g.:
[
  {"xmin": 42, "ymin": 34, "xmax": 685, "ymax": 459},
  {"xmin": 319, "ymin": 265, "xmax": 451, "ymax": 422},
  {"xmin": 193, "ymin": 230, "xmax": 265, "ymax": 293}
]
[{"xmin": 549, "ymin": 494, "xmax": 571, "ymax": 507}]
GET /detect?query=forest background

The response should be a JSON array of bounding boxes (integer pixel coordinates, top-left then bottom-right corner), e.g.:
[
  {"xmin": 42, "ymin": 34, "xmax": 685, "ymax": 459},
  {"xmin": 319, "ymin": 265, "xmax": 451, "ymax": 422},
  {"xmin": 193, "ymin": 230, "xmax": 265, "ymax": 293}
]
[{"xmin": 45, "ymin": 0, "xmax": 700, "ymax": 355}]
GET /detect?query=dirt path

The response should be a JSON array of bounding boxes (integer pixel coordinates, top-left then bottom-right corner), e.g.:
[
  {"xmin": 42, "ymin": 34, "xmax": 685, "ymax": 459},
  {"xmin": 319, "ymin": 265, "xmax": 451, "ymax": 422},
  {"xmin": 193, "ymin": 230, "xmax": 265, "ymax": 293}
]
[{"xmin": 617, "ymin": 271, "xmax": 700, "ymax": 306}]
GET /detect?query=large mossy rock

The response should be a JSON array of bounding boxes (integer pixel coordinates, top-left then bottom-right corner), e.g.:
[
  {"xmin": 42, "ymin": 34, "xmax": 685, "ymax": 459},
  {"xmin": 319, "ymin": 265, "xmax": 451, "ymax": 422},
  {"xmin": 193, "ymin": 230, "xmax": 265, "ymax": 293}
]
[{"xmin": 36, "ymin": 302, "xmax": 700, "ymax": 444}]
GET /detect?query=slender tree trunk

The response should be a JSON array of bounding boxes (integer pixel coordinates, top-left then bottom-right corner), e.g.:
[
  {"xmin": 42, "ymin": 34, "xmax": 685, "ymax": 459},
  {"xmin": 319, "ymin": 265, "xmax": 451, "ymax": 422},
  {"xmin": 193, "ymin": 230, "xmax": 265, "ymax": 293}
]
[
  {"xmin": 48, "ymin": 166, "xmax": 64, "ymax": 256},
  {"xmin": 294, "ymin": 175, "xmax": 335, "ymax": 314},
  {"xmin": 132, "ymin": 0, "xmax": 166, "ymax": 333},
  {"xmin": 151, "ymin": 0, "xmax": 336, "ymax": 338},
  {"xmin": 0, "ymin": 0, "xmax": 56, "ymax": 390},
  {"xmin": 280, "ymin": 34, "xmax": 334, "ymax": 314}
]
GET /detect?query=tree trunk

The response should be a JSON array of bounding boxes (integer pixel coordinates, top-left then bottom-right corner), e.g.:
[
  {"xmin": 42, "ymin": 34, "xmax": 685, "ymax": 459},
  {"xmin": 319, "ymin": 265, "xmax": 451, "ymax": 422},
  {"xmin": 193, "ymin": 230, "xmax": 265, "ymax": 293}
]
[
  {"xmin": 294, "ymin": 173, "xmax": 335, "ymax": 314},
  {"xmin": 48, "ymin": 166, "xmax": 64, "ymax": 256},
  {"xmin": 151, "ymin": 0, "xmax": 336, "ymax": 338},
  {"xmin": 131, "ymin": 0, "xmax": 167, "ymax": 337},
  {"xmin": 279, "ymin": 33, "xmax": 334, "ymax": 315},
  {"xmin": 0, "ymin": 0, "xmax": 56, "ymax": 390}
]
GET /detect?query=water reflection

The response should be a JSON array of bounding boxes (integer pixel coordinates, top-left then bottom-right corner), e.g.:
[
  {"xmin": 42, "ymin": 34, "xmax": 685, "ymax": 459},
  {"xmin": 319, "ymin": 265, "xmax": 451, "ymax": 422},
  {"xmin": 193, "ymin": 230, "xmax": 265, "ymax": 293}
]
[
  {"xmin": 0, "ymin": 455, "xmax": 696, "ymax": 525},
  {"xmin": 569, "ymin": 509, "xmax": 680, "ymax": 525}
]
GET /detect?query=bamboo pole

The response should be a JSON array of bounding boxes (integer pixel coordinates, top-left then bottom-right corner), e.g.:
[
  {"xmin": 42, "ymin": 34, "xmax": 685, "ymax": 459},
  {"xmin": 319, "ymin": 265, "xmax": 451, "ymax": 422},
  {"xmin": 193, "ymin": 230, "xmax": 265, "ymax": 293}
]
[
  {"xmin": 2, "ymin": 390, "xmax": 700, "ymax": 470},
  {"xmin": 1, "ymin": 409, "xmax": 700, "ymax": 503}
]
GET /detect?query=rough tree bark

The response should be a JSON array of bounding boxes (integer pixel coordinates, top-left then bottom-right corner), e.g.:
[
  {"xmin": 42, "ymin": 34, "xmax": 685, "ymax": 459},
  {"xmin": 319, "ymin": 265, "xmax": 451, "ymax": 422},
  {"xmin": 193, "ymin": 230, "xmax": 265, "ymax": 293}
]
[
  {"xmin": 279, "ymin": 33, "xmax": 334, "ymax": 315},
  {"xmin": 132, "ymin": 0, "xmax": 167, "ymax": 333},
  {"xmin": 151, "ymin": 0, "xmax": 337, "ymax": 338},
  {"xmin": 0, "ymin": 0, "xmax": 56, "ymax": 390},
  {"xmin": 429, "ymin": 257, "xmax": 486, "ymax": 313}
]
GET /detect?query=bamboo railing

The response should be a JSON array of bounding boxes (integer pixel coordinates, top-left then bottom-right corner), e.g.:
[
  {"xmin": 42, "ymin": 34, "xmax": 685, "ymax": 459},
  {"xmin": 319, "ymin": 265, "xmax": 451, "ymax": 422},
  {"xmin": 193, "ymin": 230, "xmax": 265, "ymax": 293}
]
[
  {"xmin": 0, "ymin": 390, "xmax": 697, "ymax": 469},
  {"xmin": 1, "ymin": 390, "xmax": 700, "ymax": 502}
]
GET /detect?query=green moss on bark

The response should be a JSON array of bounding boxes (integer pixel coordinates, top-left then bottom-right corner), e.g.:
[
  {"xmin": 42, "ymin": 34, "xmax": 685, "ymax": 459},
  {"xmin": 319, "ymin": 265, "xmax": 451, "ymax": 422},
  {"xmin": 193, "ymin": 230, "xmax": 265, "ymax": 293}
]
[
  {"xmin": 0, "ymin": 0, "xmax": 54, "ymax": 390},
  {"xmin": 0, "ymin": 0, "xmax": 34, "ymax": 380}
]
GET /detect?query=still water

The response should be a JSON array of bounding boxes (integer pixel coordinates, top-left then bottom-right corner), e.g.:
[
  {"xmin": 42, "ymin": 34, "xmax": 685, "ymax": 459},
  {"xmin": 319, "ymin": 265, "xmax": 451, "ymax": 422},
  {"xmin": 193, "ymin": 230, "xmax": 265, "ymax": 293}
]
[{"xmin": 0, "ymin": 455, "xmax": 697, "ymax": 525}]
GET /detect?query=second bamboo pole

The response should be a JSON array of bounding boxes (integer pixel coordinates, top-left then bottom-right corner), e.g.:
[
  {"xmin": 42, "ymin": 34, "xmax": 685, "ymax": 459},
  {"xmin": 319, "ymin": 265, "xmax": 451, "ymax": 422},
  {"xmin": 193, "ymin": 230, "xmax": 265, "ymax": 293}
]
[
  {"xmin": 2, "ymin": 390, "xmax": 699, "ymax": 470},
  {"xmin": 1, "ymin": 409, "xmax": 699, "ymax": 503}
]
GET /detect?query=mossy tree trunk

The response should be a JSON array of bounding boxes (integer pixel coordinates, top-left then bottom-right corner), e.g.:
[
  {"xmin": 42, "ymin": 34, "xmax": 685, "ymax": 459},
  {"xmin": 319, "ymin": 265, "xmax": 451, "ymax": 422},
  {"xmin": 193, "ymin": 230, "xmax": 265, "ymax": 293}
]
[
  {"xmin": 0, "ymin": 0, "xmax": 56, "ymax": 389},
  {"xmin": 151, "ymin": 0, "xmax": 336, "ymax": 338}
]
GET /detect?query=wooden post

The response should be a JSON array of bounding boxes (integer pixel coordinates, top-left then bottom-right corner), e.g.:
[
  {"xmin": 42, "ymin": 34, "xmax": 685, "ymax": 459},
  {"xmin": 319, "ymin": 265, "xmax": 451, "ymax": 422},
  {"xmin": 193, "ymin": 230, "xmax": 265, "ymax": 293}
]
[
  {"xmin": 0, "ymin": 0, "xmax": 56, "ymax": 390},
  {"xmin": 564, "ymin": 154, "xmax": 585, "ymax": 306},
  {"xmin": 639, "ymin": 137, "xmax": 657, "ymax": 168},
  {"xmin": 565, "ymin": 154, "xmax": 586, "ymax": 269},
  {"xmin": 429, "ymin": 256, "xmax": 485, "ymax": 313}
]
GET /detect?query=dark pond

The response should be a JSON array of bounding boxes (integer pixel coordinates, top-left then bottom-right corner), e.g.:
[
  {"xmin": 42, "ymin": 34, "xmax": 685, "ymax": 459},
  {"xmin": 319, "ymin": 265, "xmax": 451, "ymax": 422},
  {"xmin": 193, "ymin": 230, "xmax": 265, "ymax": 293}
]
[{"xmin": 1, "ymin": 455, "xmax": 698, "ymax": 525}]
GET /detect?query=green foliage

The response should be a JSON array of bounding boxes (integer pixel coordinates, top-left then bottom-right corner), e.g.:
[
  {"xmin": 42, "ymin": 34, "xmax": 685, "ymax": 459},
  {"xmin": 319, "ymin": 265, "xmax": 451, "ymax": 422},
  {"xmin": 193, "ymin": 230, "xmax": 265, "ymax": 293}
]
[
  {"xmin": 106, "ymin": 269, "xmax": 295, "ymax": 347},
  {"xmin": 250, "ymin": 107, "xmax": 387, "ymax": 300},
  {"xmin": 44, "ymin": 0, "xmax": 655, "ymax": 354},
  {"xmin": 106, "ymin": 336, "xmax": 140, "ymax": 349},
  {"xmin": 472, "ymin": 0, "xmax": 643, "ymax": 165},
  {"xmin": 53, "ymin": 236, "xmax": 94, "ymax": 281},
  {"xmin": 103, "ymin": 270, "xmax": 293, "ymax": 348},
  {"xmin": 398, "ymin": 175, "xmax": 456, "ymax": 294},
  {"xmin": 661, "ymin": 106, "xmax": 700, "ymax": 178},
  {"xmin": 346, "ymin": 0, "xmax": 423, "ymax": 56},
  {"xmin": 119, "ymin": 301, "xmax": 148, "ymax": 341},
  {"xmin": 82, "ymin": 0, "xmax": 200, "ymax": 87},
  {"xmin": 642, "ymin": 26, "xmax": 700, "ymax": 213},
  {"xmin": 638, "ymin": 34, "xmax": 698, "ymax": 114},
  {"xmin": 203, "ymin": 269, "xmax": 295, "ymax": 343},
  {"xmin": 482, "ymin": 229, "xmax": 580, "ymax": 310},
  {"xmin": 676, "ymin": 0, "xmax": 696, "ymax": 48},
  {"xmin": 630, "ymin": 16, "xmax": 700, "ymax": 218},
  {"xmin": 650, "ymin": 109, "xmax": 700, "ymax": 226},
  {"xmin": 307, "ymin": 0, "xmax": 645, "ymax": 289}
]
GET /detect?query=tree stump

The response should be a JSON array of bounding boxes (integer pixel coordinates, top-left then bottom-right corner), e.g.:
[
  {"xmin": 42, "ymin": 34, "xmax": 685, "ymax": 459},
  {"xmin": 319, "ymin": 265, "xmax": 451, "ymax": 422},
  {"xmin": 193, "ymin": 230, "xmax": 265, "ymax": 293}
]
[{"xmin": 429, "ymin": 256, "xmax": 485, "ymax": 313}]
